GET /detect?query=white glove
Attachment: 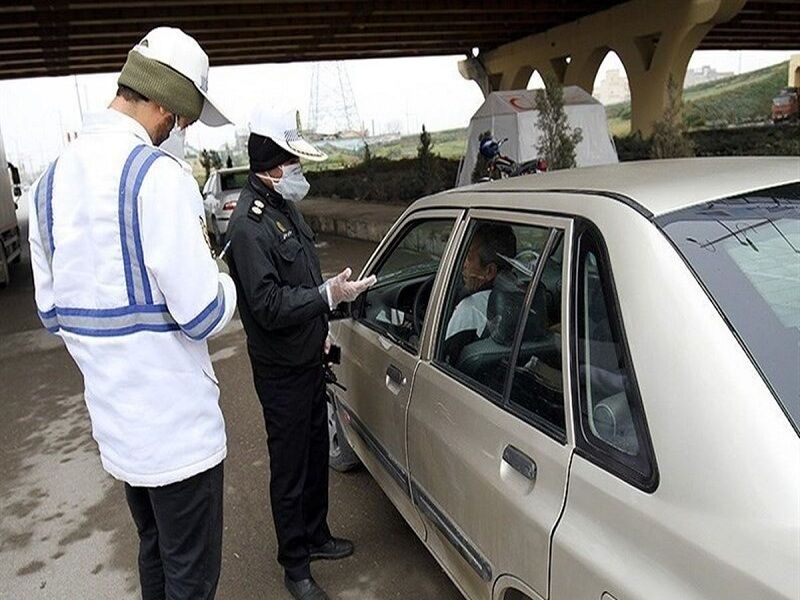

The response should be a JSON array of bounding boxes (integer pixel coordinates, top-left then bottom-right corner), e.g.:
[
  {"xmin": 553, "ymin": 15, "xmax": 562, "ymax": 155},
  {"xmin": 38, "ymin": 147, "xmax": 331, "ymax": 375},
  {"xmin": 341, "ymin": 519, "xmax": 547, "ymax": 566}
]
[{"xmin": 326, "ymin": 267, "xmax": 377, "ymax": 306}]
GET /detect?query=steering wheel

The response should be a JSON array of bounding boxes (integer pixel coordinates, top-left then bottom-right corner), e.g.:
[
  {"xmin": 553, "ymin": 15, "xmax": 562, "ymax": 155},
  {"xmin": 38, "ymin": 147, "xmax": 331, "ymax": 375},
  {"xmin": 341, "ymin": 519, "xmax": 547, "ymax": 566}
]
[{"xmin": 412, "ymin": 277, "xmax": 435, "ymax": 335}]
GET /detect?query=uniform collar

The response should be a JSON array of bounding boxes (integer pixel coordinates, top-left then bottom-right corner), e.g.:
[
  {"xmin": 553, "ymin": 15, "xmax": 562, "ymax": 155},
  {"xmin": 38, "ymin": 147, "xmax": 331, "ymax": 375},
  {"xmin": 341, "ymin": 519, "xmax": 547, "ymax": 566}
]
[
  {"xmin": 248, "ymin": 172, "xmax": 286, "ymax": 209},
  {"xmin": 81, "ymin": 108, "xmax": 154, "ymax": 145}
]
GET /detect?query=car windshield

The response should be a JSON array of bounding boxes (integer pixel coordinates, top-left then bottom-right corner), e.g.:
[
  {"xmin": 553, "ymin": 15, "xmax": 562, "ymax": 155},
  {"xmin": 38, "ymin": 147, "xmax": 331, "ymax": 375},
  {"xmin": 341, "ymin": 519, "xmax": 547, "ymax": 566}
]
[
  {"xmin": 220, "ymin": 171, "xmax": 248, "ymax": 191},
  {"xmin": 657, "ymin": 183, "xmax": 800, "ymax": 433}
]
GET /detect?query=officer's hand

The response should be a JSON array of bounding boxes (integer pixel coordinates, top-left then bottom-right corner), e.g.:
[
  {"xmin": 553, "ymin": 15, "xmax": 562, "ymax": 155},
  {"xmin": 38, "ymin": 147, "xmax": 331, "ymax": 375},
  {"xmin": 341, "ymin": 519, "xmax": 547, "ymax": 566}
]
[
  {"xmin": 324, "ymin": 335, "xmax": 332, "ymax": 357},
  {"xmin": 327, "ymin": 268, "xmax": 377, "ymax": 306}
]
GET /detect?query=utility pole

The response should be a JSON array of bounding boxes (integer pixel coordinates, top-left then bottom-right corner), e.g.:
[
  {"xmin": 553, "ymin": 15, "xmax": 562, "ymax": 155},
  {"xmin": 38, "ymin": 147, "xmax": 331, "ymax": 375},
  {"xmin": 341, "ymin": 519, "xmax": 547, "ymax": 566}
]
[{"xmin": 74, "ymin": 75, "xmax": 85, "ymax": 123}]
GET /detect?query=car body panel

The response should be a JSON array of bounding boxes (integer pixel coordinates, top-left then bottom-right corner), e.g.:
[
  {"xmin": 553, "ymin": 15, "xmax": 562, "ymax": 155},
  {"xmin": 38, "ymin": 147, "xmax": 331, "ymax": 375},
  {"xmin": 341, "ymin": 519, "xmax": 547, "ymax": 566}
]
[
  {"xmin": 202, "ymin": 167, "xmax": 247, "ymax": 239},
  {"xmin": 407, "ymin": 208, "xmax": 576, "ymax": 599},
  {"xmin": 414, "ymin": 157, "xmax": 800, "ymax": 219},
  {"xmin": 550, "ymin": 198, "xmax": 800, "ymax": 600},
  {"xmin": 330, "ymin": 159, "xmax": 800, "ymax": 600},
  {"xmin": 331, "ymin": 209, "xmax": 464, "ymax": 540}
]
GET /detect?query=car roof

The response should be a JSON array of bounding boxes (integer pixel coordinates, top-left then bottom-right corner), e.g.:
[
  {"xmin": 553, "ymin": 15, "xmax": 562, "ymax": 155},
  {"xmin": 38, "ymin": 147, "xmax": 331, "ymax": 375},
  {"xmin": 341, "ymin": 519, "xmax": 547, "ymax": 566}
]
[
  {"xmin": 425, "ymin": 157, "xmax": 799, "ymax": 218},
  {"xmin": 212, "ymin": 166, "xmax": 248, "ymax": 175}
]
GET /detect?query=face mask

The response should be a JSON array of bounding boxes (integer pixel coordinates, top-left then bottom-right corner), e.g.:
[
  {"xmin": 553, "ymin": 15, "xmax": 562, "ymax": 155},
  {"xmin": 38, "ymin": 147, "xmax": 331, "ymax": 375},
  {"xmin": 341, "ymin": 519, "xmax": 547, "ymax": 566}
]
[
  {"xmin": 270, "ymin": 163, "xmax": 310, "ymax": 202},
  {"xmin": 157, "ymin": 113, "xmax": 186, "ymax": 157},
  {"xmin": 159, "ymin": 124, "xmax": 186, "ymax": 159}
]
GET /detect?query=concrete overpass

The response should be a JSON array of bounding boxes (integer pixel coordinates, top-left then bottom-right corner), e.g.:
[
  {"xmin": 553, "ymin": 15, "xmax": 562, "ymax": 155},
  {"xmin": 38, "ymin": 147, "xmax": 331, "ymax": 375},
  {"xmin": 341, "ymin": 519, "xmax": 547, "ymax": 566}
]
[{"xmin": 1, "ymin": 0, "xmax": 798, "ymax": 135}]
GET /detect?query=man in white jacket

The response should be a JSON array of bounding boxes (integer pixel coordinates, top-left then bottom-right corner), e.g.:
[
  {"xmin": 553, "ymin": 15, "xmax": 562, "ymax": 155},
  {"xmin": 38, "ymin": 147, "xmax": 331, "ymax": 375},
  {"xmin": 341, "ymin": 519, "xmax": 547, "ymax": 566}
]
[{"xmin": 28, "ymin": 28, "xmax": 236, "ymax": 600}]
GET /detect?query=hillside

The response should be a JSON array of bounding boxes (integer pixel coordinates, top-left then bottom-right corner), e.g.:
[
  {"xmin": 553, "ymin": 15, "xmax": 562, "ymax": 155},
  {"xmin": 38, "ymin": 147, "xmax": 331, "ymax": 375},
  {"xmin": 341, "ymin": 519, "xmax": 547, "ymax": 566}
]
[
  {"xmin": 607, "ymin": 60, "xmax": 789, "ymax": 132},
  {"xmin": 344, "ymin": 61, "xmax": 790, "ymax": 161}
]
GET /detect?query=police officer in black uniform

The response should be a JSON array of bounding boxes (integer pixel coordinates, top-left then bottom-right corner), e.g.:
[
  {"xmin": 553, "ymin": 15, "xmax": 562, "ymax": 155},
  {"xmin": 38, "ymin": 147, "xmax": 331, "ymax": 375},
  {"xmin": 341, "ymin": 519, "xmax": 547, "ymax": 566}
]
[{"xmin": 226, "ymin": 108, "xmax": 375, "ymax": 600}]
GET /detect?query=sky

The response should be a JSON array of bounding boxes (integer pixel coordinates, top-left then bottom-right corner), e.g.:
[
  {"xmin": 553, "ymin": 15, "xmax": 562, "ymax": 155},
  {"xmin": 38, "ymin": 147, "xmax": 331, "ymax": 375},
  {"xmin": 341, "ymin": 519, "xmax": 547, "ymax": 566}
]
[{"xmin": 0, "ymin": 49, "xmax": 797, "ymax": 175}]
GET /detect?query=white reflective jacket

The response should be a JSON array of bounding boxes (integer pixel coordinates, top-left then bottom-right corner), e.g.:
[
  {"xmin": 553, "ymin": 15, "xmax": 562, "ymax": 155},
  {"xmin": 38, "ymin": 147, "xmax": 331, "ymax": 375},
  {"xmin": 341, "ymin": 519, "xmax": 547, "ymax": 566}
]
[{"xmin": 28, "ymin": 109, "xmax": 237, "ymax": 487}]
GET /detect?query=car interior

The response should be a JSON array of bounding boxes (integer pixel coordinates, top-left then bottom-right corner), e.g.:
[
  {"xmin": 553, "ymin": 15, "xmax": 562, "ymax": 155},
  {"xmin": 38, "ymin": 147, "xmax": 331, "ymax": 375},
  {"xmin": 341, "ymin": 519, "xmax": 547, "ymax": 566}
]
[
  {"xmin": 580, "ymin": 251, "xmax": 639, "ymax": 456},
  {"xmin": 356, "ymin": 216, "xmax": 641, "ymax": 452},
  {"xmin": 357, "ymin": 219, "xmax": 455, "ymax": 351}
]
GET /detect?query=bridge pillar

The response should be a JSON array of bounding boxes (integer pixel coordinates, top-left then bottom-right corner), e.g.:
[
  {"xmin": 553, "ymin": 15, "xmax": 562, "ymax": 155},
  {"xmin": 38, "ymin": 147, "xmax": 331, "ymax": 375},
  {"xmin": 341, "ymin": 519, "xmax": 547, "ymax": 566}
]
[
  {"xmin": 460, "ymin": 0, "xmax": 746, "ymax": 137},
  {"xmin": 789, "ymin": 54, "xmax": 800, "ymax": 88}
]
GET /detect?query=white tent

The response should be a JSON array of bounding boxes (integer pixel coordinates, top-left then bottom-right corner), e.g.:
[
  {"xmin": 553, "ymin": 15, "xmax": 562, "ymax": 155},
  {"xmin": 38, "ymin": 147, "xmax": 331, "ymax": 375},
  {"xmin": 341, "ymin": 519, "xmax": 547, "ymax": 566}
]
[{"xmin": 456, "ymin": 86, "xmax": 618, "ymax": 187}]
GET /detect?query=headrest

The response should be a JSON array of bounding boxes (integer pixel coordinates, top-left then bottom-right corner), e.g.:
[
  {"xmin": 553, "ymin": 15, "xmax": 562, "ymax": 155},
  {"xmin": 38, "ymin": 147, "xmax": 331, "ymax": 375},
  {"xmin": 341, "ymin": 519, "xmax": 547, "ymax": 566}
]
[{"xmin": 486, "ymin": 271, "xmax": 525, "ymax": 345}]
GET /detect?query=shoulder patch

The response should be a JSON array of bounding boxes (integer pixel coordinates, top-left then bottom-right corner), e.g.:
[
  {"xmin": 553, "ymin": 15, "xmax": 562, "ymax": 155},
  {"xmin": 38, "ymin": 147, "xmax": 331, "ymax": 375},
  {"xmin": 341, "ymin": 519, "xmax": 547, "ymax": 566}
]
[{"xmin": 247, "ymin": 199, "xmax": 265, "ymax": 222}]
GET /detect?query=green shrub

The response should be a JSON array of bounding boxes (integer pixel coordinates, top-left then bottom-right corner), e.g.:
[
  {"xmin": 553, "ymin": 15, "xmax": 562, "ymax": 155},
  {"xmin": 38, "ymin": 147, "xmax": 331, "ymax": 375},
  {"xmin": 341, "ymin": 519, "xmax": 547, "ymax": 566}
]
[{"xmin": 306, "ymin": 156, "xmax": 460, "ymax": 203}]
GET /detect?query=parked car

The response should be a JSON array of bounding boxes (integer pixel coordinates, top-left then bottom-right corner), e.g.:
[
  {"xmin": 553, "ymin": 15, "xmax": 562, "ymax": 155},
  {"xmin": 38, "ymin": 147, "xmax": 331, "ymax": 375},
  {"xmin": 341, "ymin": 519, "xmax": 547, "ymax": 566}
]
[
  {"xmin": 202, "ymin": 166, "xmax": 248, "ymax": 247},
  {"xmin": 327, "ymin": 158, "xmax": 799, "ymax": 600},
  {"xmin": 771, "ymin": 87, "xmax": 799, "ymax": 123}
]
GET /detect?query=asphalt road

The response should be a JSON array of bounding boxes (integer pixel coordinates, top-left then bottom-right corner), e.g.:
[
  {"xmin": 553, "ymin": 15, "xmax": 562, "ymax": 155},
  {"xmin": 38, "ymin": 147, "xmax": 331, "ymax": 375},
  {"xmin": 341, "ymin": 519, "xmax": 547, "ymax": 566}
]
[{"xmin": 0, "ymin": 206, "xmax": 462, "ymax": 600}]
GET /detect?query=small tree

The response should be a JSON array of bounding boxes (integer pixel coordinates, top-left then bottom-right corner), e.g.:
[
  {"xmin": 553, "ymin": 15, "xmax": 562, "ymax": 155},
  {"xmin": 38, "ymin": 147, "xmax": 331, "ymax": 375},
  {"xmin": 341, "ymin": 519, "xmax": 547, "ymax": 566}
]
[
  {"xmin": 471, "ymin": 130, "xmax": 493, "ymax": 183},
  {"xmin": 535, "ymin": 76, "xmax": 583, "ymax": 170},
  {"xmin": 199, "ymin": 149, "xmax": 213, "ymax": 182},
  {"xmin": 362, "ymin": 142, "xmax": 372, "ymax": 163},
  {"xmin": 649, "ymin": 75, "xmax": 695, "ymax": 159},
  {"xmin": 417, "ymin": 124, "xmax": 439, "ymax": 193},
  {"xmin": 200, "ymin": 149, "xmax": 225, "ymax": 184},
  {"xmin": 417, "ymin": 124, "xmax": 433, "ymax": 159}
]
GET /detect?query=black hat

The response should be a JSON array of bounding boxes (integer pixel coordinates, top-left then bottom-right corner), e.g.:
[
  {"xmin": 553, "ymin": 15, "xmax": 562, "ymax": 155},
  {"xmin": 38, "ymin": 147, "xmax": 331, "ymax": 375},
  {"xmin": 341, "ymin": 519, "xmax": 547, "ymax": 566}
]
[{"xmin": 248, "ymin": 133, "xmax": 296, "ymax": 173}]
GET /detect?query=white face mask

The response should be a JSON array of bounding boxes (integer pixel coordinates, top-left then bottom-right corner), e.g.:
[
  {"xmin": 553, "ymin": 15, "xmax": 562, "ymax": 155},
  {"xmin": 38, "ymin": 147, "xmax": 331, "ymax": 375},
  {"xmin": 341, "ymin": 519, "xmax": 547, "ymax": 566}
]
[
  {"xmin": 159, "ymin": 116, "xmax": 186, "ymax": 159},
  {"xmin": 270, "ymin": 163, "xmax": 310, "ymax": 202}
]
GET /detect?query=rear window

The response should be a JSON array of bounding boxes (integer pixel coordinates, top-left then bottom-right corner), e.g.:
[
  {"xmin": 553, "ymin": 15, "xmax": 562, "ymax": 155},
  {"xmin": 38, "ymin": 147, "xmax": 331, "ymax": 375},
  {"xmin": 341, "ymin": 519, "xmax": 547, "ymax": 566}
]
[
  {"xmin": 220, "ymin": 171, "xmax": 249, "ymax": 191},
  {"xmin": 657, "ymin": 183, "xmax": 800, "ymax": 433}
]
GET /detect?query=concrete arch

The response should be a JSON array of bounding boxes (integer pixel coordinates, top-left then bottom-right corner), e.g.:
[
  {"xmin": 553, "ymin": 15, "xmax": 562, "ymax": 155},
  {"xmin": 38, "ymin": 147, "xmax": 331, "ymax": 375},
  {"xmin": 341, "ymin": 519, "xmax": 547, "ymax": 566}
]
[
  {"xmin": 564, "ymin": 46, "xmax": 610, "ymax": 93},
  {"xmin": 592, "ymin": 50, "xmax": 633, "ymax": 108},
  {"xmin": 526, "ymin": 68, "xmax": 546, "ymax": 90},
  {"xmin": 460, "ymin": 0, "xmax": 748, "ymax": 136}
]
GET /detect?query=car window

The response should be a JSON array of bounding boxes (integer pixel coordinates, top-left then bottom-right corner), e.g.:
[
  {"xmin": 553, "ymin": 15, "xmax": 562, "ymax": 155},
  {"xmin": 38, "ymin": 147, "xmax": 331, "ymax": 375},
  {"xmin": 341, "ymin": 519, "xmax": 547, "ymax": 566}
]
[
  {"xmin": 656, "ymin": 184, "xmax": 800, "ymax": 434},
  {"xmin": 436, "ymin": 219, "xmax": 551, "ymax": 397},
  {"xmin": 508, "ymin": 233, "xmax": 566, "ymax": 438},
  {"xmin": 220, "ymin": 170, "xmax": 249, "ymax": 191},
  {"xmin": 574, "ymin": 228, "xmax": 657, "ymax": 490},
  {"xmin": 360, "ymin": 219, "xmax": 455, "ymax": 353}
]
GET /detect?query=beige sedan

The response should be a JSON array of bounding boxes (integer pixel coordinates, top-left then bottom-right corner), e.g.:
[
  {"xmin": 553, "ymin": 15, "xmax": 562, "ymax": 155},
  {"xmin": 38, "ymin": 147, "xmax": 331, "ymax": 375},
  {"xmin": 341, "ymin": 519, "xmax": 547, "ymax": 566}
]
[{"xmin": 328, "ymin": 158, "xmax": 800, "ymax": 600}]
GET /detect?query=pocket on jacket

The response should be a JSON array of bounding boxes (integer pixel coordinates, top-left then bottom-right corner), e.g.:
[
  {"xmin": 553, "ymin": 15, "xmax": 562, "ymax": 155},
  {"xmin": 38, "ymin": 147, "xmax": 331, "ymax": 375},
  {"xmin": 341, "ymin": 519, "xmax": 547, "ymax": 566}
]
[{"xmin": 277, "ymin": 238, "xmax": 303, "ymax": 262}]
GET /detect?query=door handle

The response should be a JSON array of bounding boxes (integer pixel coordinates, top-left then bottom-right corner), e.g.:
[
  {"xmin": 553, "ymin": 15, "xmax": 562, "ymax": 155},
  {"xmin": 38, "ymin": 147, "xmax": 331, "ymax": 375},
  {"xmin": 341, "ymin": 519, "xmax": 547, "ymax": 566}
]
[
  {"xmin": 502, "ymin": 445, "xmax": 537, "ymax": 482},
  {"xmin": 386, "ymin": 364, "xmax": 406, "ymax": 387}
]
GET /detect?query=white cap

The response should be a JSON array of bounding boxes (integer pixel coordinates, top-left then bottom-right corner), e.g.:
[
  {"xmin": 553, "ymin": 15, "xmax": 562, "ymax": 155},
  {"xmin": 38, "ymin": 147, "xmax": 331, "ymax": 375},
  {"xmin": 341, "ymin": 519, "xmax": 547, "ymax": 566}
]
[
  {"xmin": 131, "ymin": 27, "xmax": 232, "ymax": 127},
  {"xmin": 248, "ymin": 106, "xmax": 327, "ymax": 162}
]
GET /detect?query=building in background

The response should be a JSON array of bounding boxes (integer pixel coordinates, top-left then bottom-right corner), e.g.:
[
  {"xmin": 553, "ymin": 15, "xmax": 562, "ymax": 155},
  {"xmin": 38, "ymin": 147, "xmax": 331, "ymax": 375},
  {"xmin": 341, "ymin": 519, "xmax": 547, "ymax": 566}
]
[{"xmin": 684, "ymin": 65, "xmax": 735, "ymax": 87}]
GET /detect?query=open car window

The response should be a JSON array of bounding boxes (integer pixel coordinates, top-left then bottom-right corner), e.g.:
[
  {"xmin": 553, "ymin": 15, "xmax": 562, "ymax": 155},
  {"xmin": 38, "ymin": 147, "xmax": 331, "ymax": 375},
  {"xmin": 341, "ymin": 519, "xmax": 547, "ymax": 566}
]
[
  {"xmin": 435, "ymin": 219, "xmax": 551, "ymax": 397},
  {"xmin": 359, "ymin": 219, "xmax": 455, "ymax": 353}
]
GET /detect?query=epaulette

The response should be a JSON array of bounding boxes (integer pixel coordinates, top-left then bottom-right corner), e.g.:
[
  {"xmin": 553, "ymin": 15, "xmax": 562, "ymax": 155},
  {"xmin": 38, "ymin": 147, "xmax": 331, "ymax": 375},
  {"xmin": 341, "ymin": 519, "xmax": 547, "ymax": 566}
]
[{"xmin": 247, "ymin": 198, "xmax": 266, "ymax": 222}]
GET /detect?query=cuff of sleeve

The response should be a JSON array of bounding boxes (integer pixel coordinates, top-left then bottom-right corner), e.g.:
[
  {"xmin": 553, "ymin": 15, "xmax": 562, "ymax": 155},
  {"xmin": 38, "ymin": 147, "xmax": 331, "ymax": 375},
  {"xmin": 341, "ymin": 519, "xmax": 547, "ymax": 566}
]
[{"xmin": 320, "ymin": 281, "xmax": 336, "ymax": 310}]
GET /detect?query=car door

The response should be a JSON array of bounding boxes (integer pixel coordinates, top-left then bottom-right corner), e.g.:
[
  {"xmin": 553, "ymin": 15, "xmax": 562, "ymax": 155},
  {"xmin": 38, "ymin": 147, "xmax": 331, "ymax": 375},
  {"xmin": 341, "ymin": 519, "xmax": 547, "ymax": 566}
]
[
  {"xmin": 332, "ymin": 210, "xmax": 462, "ymax": 538},
  {"xmin": 202, "ymin": 173, "xmax": 217, "ymax": 220},
  {"xmin": 407, "ymin": 209, "xmax": 574, "ymax": 600}
]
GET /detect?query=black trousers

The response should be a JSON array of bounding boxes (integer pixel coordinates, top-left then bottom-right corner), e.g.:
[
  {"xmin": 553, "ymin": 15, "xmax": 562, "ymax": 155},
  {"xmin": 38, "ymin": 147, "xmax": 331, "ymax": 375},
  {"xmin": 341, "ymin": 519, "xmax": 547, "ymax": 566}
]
[
  {"xmin": 253, "ymin": 361, "xmax": 331, "ymax": 581},
  {"xmin": 124, "ymin": 462, "xmax": 224, "ymax": 600}
]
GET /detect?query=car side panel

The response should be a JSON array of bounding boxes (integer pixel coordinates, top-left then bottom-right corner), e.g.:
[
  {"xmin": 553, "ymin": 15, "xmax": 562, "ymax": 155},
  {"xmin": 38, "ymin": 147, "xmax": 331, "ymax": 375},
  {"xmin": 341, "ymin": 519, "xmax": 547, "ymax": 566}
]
[{"xmin": 550, "ymin": 202, "xmax": 800, "ymax": 600}]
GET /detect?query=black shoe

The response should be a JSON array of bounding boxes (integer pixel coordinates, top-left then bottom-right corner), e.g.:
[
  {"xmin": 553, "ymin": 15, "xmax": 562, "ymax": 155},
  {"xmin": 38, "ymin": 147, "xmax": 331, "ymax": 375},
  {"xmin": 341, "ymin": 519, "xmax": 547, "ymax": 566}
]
[
  {"xmin": 284, "ymin": 574, "xmax": 329, "ymax": 600},
  {"xmin": 309, "ymin": 537, "xmax": 354, "ymax": 561}
]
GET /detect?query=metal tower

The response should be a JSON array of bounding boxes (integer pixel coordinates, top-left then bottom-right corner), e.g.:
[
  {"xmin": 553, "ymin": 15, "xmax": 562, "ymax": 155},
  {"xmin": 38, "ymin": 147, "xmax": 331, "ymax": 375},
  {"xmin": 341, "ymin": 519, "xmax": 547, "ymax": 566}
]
[{"xmin": 307, "ymin": 62, "xmax": 364, "ymax": 137}]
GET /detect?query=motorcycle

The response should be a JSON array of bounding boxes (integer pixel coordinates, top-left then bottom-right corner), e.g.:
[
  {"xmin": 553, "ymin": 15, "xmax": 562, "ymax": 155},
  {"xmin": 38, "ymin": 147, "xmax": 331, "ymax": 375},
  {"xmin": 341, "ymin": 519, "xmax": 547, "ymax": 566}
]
[{"xmin": 479, "ymin": 137, "xmax": 547, "ymax": 181}]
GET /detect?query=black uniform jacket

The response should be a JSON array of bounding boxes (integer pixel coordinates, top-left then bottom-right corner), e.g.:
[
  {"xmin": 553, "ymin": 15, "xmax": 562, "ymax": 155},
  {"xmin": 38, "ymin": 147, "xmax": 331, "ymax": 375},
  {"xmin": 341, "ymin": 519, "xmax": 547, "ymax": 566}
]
[{"xmin": 227, "ymin": 174, "xmax": 329, "ymax": 369}]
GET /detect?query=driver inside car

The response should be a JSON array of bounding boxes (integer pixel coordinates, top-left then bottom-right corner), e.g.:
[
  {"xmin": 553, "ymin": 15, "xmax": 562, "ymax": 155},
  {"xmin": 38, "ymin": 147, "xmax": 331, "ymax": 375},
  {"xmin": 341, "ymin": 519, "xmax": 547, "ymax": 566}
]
[{"xmin": 444, "ymin": 223, "xmax": 517, "ymax": 362}]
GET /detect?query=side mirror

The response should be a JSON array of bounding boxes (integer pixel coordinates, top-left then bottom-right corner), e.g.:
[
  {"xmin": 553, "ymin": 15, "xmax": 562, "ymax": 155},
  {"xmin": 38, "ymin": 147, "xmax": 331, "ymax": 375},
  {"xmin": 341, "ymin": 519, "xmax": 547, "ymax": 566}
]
[
  {"xmin": 329, "ymin": 302, "xmax": 351, "ymax": 321},
  {"xmin": 329, "ymin": 292, "xmax": 368, "ymax": 321}
]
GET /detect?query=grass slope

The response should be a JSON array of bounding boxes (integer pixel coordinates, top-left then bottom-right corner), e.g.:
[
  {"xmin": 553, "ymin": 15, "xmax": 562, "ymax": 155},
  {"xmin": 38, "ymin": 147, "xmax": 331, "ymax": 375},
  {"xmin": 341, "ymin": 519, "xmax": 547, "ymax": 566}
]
[{"xmin": 607, "ymin": 60, "xmax": 789, "ymax": 130}]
